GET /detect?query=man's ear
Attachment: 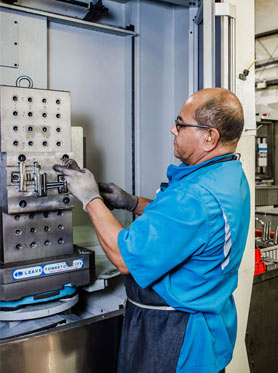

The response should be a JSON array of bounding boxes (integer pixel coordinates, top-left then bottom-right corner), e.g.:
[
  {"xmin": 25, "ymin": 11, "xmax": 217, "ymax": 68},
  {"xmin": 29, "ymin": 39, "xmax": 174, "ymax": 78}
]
[{"xmin": 204, "ymin": 128, "xmax": 220, "ymax": 151}]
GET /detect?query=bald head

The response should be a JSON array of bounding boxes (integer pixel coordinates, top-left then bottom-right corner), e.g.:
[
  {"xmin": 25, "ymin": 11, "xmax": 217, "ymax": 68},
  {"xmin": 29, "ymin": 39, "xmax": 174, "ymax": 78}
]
[{"xmin": 188, "ymin": 88, "xmax": 244, "ymax": 144}]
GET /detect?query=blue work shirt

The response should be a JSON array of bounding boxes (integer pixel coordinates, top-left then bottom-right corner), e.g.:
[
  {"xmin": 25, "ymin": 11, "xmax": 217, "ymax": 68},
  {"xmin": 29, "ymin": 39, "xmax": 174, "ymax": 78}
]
[{"xmin": 118, "ymin": 154, "xmax": 250, "ymax": 372}]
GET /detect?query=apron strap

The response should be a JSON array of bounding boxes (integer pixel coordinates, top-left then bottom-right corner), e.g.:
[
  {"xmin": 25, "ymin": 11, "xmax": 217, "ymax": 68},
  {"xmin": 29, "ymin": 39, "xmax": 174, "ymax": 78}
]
[{"xmin": 128, "ymin": 297, "xmax": 176, "ymax": 311}]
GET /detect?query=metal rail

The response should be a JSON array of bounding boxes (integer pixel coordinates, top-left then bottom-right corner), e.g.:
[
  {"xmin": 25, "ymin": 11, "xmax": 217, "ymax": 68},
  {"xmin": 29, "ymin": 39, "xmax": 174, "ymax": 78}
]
[{"xmin": 0, "ymin": 3, "xmax": 137, "ymax": 37}]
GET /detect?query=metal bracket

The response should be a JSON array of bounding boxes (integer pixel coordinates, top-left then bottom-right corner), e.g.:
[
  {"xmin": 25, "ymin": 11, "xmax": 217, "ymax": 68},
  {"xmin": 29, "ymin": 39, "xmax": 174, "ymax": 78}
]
[{"xmin": 215, "ymin": 3, "xmax": 236, "ymax": 19}]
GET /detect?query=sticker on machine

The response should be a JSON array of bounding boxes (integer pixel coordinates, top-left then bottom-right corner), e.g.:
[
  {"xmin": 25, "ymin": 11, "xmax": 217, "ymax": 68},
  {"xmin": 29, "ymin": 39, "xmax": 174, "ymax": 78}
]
[{"xmin": 12, "ymin": 259, "xmax": 84, "ymax": 280}]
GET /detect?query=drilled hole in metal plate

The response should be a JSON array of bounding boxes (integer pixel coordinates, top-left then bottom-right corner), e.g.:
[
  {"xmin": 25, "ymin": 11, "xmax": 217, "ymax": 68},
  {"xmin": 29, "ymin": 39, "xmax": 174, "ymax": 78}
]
[
  {"xmin": 56, "ymin": 141, "xmax": 61, "ymax": 147},
  {"xmin": 13, "ymin": 111, "xmax": 18, "ymax": 116},
  {"xmin": 28, "ymin": 141, "xmax": 33, "ymax": 146},
  {"xmin": 56, "ymin": 99, "xmax": 61, "ymax": 105},
  {"xmin": 28, "ymin": 97, "xmax": 33, "ymax": 103},
  {"xmin": 28, "ymin": 126, "xmax": 33, "ymax": 132},
  {"xmin": 43, "ymin": 212, "xmax": 49, "ymax": 218},
  {"xmin": 42, "ymin": 112, "xmax": 47, "ymax": 118},
  {"xmin": 44, "ymin": 226, "xmax": 50, "ymax": 232},
  {"xmin": 63, "ymin": 197, "xmax": 70, "ymax": 204},
  {"xmin": 15, "ymin": 229, "xmax": 21, "ymax": 235},
  {"xmin": 58, "ymin": 238, "xmax": 64, "ymax": 245},
  {"xmin": 19, "ymin": 200, "xmax": 27, "ymax": 208},
  {"xmin": 42, "ymin": 98, "xmax": 47, "ymax": 104},
  {"xmin": 30, "ymin": 242, "xmax": 36, "ymax": 248},
  {"xmin": 58, "ymin": 225, "xmax": 64, "ymax": 230},
  {"xmin": 42, "ymin": 141, "xmax": 48, "ymax": 147},
  {"xmin": 57, "ymin": 211, "xmax": 63, "ymax": 216},
  {"xmin": 56, "ymin": 113, "xmax": 61, "ymax": 119},
  {"xmin": 42, "ymin": 127, "xmax": 48, "ymax": 132},
  {"xmin": 16, "ymin": 244, "xmax": 22, "ymax": 250},
  {"xmin": 29, "ymin": 213, "xmax": 35, "ymax": 219},
  {"xmin": 56, "ymin": 127, "xmax": 61, "ymax": 133},
  {"xmin": 13, "ymin": 126, "xmax": 18, "ymax": 131},
  {"xmin": 18, "ymin": 154, "xmax": 26, "ymax": 161},
  {"xmin": 30, "ymin": 227, "xmax": 36, "ymax": 233},
  {"xmin": 28, "ymin": 112, "xmax": 33, "ymax": 117},
  {"xmin": 13, "ymin": 140, "xmax": 18, "ymax": 146},
  {"xmin": 44, "ymin": 240, "xmax": 50, "ymax": 246},
  {"xmin": 13, "ymin": 96, "xmax": 18, "ymax": 102}
]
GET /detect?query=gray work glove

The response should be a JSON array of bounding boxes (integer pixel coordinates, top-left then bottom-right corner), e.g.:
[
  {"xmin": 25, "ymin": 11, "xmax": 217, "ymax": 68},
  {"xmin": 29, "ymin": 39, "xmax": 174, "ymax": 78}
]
[
  {"xmin": 98, "ymin": 182, "xmax": 138, "ymax": 212},
  {"xmin": 53, "ymin": 164, "xmax": 103, "ymax": 211}
]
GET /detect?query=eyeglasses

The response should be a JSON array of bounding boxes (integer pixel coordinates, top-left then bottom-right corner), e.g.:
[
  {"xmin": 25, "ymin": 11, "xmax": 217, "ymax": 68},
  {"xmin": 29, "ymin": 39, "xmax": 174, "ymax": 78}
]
[{"xmin": 175, "ymin": 117, "xmax": 212, "ymax": 132}]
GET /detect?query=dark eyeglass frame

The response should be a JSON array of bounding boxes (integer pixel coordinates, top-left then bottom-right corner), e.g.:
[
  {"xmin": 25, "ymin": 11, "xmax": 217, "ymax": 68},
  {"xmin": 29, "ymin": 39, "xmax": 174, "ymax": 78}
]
[{"xmin": 175, "ymin": 118, "xmax": 212, "ymax": 132}]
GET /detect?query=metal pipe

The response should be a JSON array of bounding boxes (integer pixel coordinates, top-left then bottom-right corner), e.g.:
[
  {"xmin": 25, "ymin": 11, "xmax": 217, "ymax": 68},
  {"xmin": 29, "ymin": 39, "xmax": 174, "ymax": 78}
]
[
  {"xmin": 33, "ymin": 162, "xmax": 41, "ymax": 194},
  {"xmin": 268, "ymin": 222, "xmax": 272, "ymax": 241},
  {"xmin": 255, "ymin": 28, "xmax": 278, "ymax": 39},
  {"xmin": 262, "ymin": 222, "xmax": 268, "ymax": 241},
  {"xmin": 274, "ymin": 226, "xmax": 278, "ymax": 245},
  {"xmin": 19, "ymin": 161, "xmax": 27, "ymax": 192},
  {"xmin": 256, "ymin": 59, "xmax": 278, "ymax": 69}
]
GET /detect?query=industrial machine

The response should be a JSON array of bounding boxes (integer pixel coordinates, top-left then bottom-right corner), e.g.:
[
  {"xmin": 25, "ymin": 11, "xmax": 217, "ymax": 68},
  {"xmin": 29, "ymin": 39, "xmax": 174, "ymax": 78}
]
[
  {"xmin": 0, "ymin": 0, "xmax": 256, "ymax": 372},
  {"xmin": 0, "ymin": 85, "xmax": 125, "ymax": 372},
  {"xmin": 0, "ymin": 85, "xmax": 95, "ymax": 329}
]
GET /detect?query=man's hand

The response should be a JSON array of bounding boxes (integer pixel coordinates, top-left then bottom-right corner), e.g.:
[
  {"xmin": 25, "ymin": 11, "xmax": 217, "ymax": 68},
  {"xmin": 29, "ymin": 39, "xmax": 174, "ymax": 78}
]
[
  {"xmin": 98, "ymin": 183, "xmax": 138, "ymax": 212},
  {"xmin": 53, "ymin": 165, "xmax": 102, "ymax": 211}
]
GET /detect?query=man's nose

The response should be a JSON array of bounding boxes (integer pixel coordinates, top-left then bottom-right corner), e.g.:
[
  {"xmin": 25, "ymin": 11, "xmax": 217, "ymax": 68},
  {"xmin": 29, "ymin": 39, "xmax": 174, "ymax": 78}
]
[{"xmin": 170, "ymin": 125, "xmax": 177, "ymax": 136}]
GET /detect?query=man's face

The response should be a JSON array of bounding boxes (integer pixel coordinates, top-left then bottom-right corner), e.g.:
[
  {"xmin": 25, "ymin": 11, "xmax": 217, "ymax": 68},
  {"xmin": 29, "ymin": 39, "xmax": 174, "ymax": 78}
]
[{"xmin": 171, "ymin": 97, "xmax": 206, "ymax": 165}]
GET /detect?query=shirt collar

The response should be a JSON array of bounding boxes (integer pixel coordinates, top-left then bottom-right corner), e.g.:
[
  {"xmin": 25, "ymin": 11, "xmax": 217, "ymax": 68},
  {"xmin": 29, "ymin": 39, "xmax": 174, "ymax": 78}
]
[{"xmin": 167, "ymin": 154, "xmax": 235, "ymax": 184}]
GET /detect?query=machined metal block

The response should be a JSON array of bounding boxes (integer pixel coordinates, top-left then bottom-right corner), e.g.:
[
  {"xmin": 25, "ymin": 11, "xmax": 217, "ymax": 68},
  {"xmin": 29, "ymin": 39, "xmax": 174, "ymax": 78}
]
[
  {"xmin": 3, "ymin": 188, "xmax": 75, "ymax": 214},
  {"xmin": 0, "ymin": 86, "xmax": 76, "ymax": 265},
  {"xmin": 0, "ymin": 86, "xmax": 71, "ymax": 153},
  {"xmin": 0, "ymin": 86, "xmax": 93, "ymax": 301},
  {"xmin": 1, "ymin": 210, "xmax": 73, "ymax": 263}
]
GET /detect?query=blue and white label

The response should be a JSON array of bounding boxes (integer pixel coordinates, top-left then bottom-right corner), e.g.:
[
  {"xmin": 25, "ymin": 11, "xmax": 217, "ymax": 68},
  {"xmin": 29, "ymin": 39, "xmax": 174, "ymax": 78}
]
[
  {"xmin": 13, "ymin": 266, "xmax": 43, "ymax": 280},
  {"xmin": 12, "ymin": 259, "xmax": 84, "ymax": 281}
]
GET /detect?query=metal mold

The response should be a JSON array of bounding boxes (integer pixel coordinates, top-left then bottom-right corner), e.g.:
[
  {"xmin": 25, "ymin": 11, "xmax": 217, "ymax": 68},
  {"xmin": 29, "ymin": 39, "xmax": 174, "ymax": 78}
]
[{"xmin": 0, "ymin": 86, "xmax": 94, "ymax": 302}]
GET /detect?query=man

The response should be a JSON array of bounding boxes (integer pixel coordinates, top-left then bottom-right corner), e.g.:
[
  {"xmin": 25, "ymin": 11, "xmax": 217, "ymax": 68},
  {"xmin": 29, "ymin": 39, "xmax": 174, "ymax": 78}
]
[{"xmin": 54, "ymin": 88, "xmax": 250, "ymax": 373}]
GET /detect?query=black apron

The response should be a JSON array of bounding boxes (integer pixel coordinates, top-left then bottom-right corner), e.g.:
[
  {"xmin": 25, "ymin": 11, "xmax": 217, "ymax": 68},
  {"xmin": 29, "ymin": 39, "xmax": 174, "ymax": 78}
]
[
  {"xmin": 117, "ymin": 275, "xmax": 189, "ymax": 373},
  {"xmin": 118, "ymin": 156, "xmax": 237, "ymax": 372}
]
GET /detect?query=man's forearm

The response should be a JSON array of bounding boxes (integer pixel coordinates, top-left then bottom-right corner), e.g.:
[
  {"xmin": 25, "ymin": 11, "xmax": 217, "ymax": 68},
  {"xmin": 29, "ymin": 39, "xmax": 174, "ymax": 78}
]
[
  {"xmin": 133, "ymin": 197, "xmax": 153, "ymax": 215},
  {"xmin": 86, "ymin": 198, "xmax": 129, "ymax": 274}
]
